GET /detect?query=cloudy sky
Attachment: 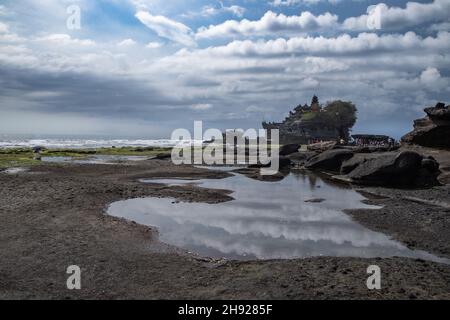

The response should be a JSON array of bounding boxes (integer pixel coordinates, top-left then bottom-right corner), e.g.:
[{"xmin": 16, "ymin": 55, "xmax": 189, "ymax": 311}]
[{"xmin": 0, "ymin": 0, "xmax": 449, "ymax": 139}]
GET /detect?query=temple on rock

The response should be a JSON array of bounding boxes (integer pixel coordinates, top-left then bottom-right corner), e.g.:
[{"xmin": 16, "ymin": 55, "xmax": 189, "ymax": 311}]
[{"xmin": 262, "ymin": 95, "xmax": 341, "ymax": 144}]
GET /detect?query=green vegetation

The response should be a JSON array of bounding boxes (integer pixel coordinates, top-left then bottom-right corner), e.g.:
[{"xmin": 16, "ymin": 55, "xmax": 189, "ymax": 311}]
[
  {"xmin": 42, "ymin": 146, "xmax": 170, "ymax": 157},
  {"xmin": 322, "ymin": 100, "xmax": 358, "ymax": 141},
  {"xmin": 0, "ymin": 146, "xmax": 172, "ymax": 169},
  {"xmin": 0, "ymin": 149, "xmax": 40, "ymax": 169},
  {"xmin": 310, "ymin": 100, "xmax": 358, "ymax": 141},
  {"xmin": 301, "ymin": 112, "xmax": 318, "ymax": 121}
]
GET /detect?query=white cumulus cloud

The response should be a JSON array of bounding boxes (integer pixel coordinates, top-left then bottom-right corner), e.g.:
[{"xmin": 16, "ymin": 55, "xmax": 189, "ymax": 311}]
[
  {"xmin": 118, "ymin": 38, "xmax": 137, "ymax": 46},
  {"xmin": 196, "ymin": 10, "xmax": 338, "ymax": 39},
  {"xmin": 343, "ymin": 0, "xmax": 450, "ymax": 31},
  {"xmin": 201, "ymin": 4, "xmax": 246, "ymax": 18},
  {"xmin": 135, "ymin": 10, "xmax": 195, "ymax": 47},
  {"xmin": 146, "ymin": 41, "xmax": 163, "ymax": 49}
]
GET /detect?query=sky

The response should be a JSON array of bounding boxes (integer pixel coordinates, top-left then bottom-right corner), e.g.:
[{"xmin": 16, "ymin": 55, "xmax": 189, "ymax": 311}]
[{"xmin": 0, "ymin": 0, "xmax": 449, "ymax": 139}]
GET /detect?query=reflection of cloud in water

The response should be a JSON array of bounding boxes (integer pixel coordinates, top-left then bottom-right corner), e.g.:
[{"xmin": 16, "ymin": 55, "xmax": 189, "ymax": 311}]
[
  {"xmin": 108, "ymin": 172, "xmax": 449, "ymax": 263},
  {"xmin": 43, "ymin": 155, "xmax": 149, "ymax": 164}
]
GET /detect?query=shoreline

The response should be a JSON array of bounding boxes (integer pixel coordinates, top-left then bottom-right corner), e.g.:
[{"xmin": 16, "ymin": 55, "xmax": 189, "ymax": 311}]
[{"xmin": 1, "ymin": 159, "xmax": 450, "ymax": 299}]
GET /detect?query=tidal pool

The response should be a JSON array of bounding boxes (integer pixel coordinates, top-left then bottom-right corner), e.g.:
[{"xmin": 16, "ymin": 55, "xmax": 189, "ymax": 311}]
[
  {"xmin": 0, "ymin": 167, "xmax": 29, "ymax": 174},
  {"xmin": 108, "ymin": 171, "xmax": 449, "ymax": 263},
  {"xmin": 42, "ymin": 155, "xmax": 150, "ymax": 164}
]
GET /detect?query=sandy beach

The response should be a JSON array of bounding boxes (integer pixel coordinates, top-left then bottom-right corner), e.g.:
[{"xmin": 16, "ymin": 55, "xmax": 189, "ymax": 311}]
[{"xmin": 1, "ymin": 157, "xmax": 449, "ymax": 300}]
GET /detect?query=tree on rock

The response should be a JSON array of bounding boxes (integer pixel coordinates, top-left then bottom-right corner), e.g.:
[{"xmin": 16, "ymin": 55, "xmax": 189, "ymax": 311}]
[{"xmin": 323, "ymin": 100, "xmax": 357, "ymax": 142}]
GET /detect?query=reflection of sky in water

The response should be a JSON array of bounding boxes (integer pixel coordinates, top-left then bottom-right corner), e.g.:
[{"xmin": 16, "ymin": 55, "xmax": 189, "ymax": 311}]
[
  {"xmin": 1, "ymin": 167, "xmax": 29, "ymax": 174},
  {"xmin": 42, "ymin": 155, "xmax": 149, "ymax": 164},
  {"xmin": 108, "ymin": 172, "xmax": 449, "ymax": 263}
]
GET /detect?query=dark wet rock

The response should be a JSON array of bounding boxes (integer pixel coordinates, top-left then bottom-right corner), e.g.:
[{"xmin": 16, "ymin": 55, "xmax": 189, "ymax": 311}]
[
  {"xmin": 402, "ymin": 102, "xmax": 450, "ymax": 149},
  {"xmin": 305, "ymin": 149, "xmax": 354, "ymax": 171},
  {"xmin": 355, "ymin": 145, "xmax": 400, "ymax": 153},
  {"xmin": 248, "ymin": 156, "xmax": 292, "ymax": 169},
  {"xmin": 279, "ymin": 156, "xmax": 292, "ymax": 169},
  {"xmin": 341, "ymin": 153, "xmax": 384, "ymax": 175},
  {"xmin": 305, "ymin": 198, "xmax": 326, "ymax": 203},
  {"xmin": 415, "ymin": 157, "xmax": 442, "ymax": 188},
  {"xmin": 307, "ymin": 141, "xmax": 336, "ymax": 152},
  {"xmin": 154, "ymin": 153, "xmax": 172, "ymax": 160},
  {"xmin": 425, "ymin": 102, "xmax": 450, "ymax": 121},
  {"xmin": 347, "ymin": 151, "xmax": 441, "ymax": 187},
  {"xmin": 234, "ymin": 166, "xmax": 290, "ymax": 182},
  {"xmin": 287, "ymin": 151, "xmax": 317, "ymax": 166},
  {"xmin": 279, "ymin": 144, "xmax": 301, "ymax": 156}
]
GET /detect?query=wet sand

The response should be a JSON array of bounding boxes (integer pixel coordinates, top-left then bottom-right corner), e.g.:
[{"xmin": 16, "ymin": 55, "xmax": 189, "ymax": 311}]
[{"xmin": 1, "ymin": 160, "xmax": 450, "ymax": 299}]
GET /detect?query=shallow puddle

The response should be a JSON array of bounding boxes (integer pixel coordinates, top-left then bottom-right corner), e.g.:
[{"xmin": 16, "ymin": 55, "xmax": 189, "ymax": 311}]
[
  {"xmin": 108, "ymin": 171, "xmax": 449, "ymax": 263},
  {"xmin": 0, "ymin": 167, "xmax": 29, "ymax": 174},
  {"xmin": 42, "ymin": 155, "xmax": 150, "ymax": 164}
]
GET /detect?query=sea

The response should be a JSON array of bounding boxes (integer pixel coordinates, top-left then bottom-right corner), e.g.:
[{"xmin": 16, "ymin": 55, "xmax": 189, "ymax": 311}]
[{"xmin": 0, "ymin": 134, "xmax": 188, "ymax": 149}]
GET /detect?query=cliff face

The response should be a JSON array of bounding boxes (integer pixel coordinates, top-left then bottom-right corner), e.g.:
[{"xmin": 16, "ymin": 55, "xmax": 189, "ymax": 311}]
[{"xmin": 402, "ymin": 103, "xmax": 450, "ymax": 149}]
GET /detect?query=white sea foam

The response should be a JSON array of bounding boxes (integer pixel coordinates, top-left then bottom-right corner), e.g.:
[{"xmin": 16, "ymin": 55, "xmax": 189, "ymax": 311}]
[{"xmin": 0, "ymin": 138, "xmax": 195, "ymax": 149}]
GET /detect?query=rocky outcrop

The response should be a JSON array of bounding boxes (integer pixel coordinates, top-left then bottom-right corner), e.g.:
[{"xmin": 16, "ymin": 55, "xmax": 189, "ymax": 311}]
[
  {"xmin": 305, "ymin": 149, "xmax": 354, "ymax": 171},
  {"xmin": 154, "ymin": 153, "xmax": 172, "ymax": 160},
  {"xmin": 262, "ymin": 96, "xmax": 355, "ymax": 144},
  {"xmin": 248, "ymin": 156, "xmax": 292, "ymax": 169},
  {"xmin": 402, "ymin": 103, "xmax": 450, "ymax": 149},
  {"xmin": 287, "ymin": 151, "xmax": 317, "ymax": 166},
  {"xmin": 307, "ymin": 141, "xmax": 336, "ymax": 152},
  {"xmin": 346, "ymin": 151, "xmax": 440, "ymax": 187},
  {"xmin": 340, "ymin": 153, "xmax": 381, "ymax": 175},
  {"xmin": 354, "ymin": 145, "xmax": 400, "ymax": 153},
  {"xmin": 279, "ymin": 144, "xmax": 301, "ymax": 156}
]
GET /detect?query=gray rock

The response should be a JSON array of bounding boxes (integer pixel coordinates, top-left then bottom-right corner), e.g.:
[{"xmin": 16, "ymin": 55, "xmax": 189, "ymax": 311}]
[
  {"xmin": 340, "ymin": 153, "xmax": 385, "ymax": 175},
  {"xmin": 287, "ymin": 151, "xmax": 317, "ymax": 166},
  {"xmin": 347, "ymin": 151, "xmax": 440, "ymax": 187},
  {"xmin": 279, "ymin": 144, "xmax": 301, "ymax": 156},
  {"xmin": 307, "ymin": 141, "xmax": 336, "ymax": 152},
  {"xmin": 154, "ymin": 153, "xmax": 172, "ymax": 160},
  {"xmin": 354, "ymin": 145, "xmax": 400, "ymax": 153},
  {"xmin": 248, "ymin": 156, "xmax": 292, "ymax": 169},
  {"xmin": 402, "ymin": 102, "xmax": 450, "ymax": 149},
  {"xmin": 304, "ymin": 198, "xmax": 326, "ymax": 203},
  {"xmin": 305, "ymin": 149, "xmax": 354, "ymax": 171},
  {"xmin": 424, "ymin": 102, "xmax": 450, "ymax": 121}
]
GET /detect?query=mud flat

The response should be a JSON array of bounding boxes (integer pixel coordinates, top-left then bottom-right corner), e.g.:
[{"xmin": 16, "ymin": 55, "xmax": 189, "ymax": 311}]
[
  {"xmin": 346, "ymin": 185, "xmax": 450, "ymax": 259},
  {"xmin": 1, "ymin": 160, "xmax": 449, "ymax": 299}
]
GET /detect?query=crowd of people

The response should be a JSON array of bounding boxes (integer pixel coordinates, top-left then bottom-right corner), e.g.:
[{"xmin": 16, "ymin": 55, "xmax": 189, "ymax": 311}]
[
  {"xmin": 352, "ymin": 136, "xmax": 397, "ymax": 147},
  {"xmin": 307, "ymin": 136, "xmax": 397, "ymax": 147}
]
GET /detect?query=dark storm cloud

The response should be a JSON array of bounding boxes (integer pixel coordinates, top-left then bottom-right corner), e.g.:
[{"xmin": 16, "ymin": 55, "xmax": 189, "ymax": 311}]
[{"xmin": 0, "ymin": 65, "xmax": 207, "ymax": 121}]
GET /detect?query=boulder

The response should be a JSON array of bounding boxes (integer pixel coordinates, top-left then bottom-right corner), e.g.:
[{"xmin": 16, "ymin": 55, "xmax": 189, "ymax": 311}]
[
  {"xmin": 287, "ymin": 151, "xmax": 317, "ymax": 166},
  {"xmin": 354, "ymin": 145, "xmax": 400, "ymax": 153},
  {"xmin": 154, "ymin": 153, "xmax": 172, "ymax": 160},
  {"xmin": 347, "ymin": 151, "xmax": 440, "ymax": 187},
  {"xmin": 340, "ymin": 153, "xmax": 387, "ymax": 175},
  {"xmin": 279, "ymin": 156, "xmax": 292, "ymax": 169},
  {"xmin": 305, "ymin": 149, "xmax": 354, "ymax": 171},
  {"xmin": 402, "ymin": 102, "xmax": 450, "ymax": 149},
  {"xmin": 307, "ymin": 141, "xmax": 336, "ymax": 152},
  {"xmin": 248, "ymin": 156, "xmax": 292, "ymax": 169},
  {"xmin": 279, "ymin": 144, "xmax": 301, "ymax": 156},
  {"xmin": 424, "ymin": 102, "xmax": 450, "ymax": 121},
  {"xmin": 341, "ymin": 154, "xmax": 368, "ymax": 175}
]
